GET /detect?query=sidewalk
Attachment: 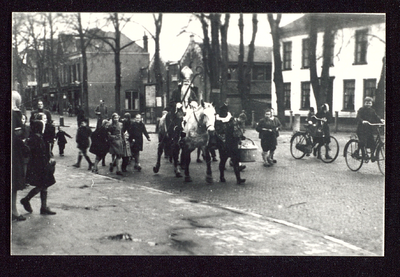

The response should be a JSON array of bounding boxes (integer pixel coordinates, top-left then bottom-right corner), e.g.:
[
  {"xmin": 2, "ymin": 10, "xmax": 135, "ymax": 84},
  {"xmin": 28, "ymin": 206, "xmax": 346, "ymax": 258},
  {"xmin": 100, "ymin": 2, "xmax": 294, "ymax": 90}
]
[{"xmin": 11, "ymin": 113, "xmax": 376, "ymax": 255}]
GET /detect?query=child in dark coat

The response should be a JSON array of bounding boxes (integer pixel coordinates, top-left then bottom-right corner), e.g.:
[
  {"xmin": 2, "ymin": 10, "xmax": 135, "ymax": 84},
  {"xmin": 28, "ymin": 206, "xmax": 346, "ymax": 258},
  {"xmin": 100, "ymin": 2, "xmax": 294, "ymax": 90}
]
[
  {"xmin": 55, "ymin": 126, "xmax": 72, "ymax": 156},
  {"xmin": 129, "ymin": 114, "xmax": 150, "ymax": 171},
  {"xmin": 73, "ymin": 119, "xmax": 93, "ymax": 170}
]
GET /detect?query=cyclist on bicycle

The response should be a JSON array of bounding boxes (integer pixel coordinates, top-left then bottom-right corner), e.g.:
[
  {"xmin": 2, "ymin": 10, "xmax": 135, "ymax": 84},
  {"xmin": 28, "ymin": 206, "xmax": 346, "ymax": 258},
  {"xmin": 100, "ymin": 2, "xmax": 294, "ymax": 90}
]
[
  {"xmin": 314, "ymin": 103, "xmax": 333, "ymax": 159},
  {"xmin": 356, "ymin": 97, "xmax": 385, "ymax": 161}
]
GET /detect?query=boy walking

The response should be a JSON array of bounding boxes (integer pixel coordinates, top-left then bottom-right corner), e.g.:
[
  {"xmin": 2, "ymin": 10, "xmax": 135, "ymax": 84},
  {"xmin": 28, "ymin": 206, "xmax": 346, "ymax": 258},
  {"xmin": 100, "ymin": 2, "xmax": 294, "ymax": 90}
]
[
  {"xmin": 73, "ymin": 119, "xmax": 94, "ymax": 170},
  {"xmin": 55, "ymin": 126, "xmax": 72, "ymax": 156}
]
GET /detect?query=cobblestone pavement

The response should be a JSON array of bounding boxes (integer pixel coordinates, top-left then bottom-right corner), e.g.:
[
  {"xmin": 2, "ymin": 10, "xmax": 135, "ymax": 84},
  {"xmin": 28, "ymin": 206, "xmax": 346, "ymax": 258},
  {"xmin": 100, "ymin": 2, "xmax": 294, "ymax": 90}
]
[{"xmin": 11, "ymin": 113, "xmax": 383, "ymax": 255}]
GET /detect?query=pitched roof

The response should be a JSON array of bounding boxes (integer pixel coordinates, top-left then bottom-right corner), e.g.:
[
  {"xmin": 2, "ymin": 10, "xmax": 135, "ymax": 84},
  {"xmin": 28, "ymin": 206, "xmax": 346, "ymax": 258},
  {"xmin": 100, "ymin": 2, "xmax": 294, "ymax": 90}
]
[
  {"xmin": 281, "ymin": 13, "xmax": 385, "ymax": 38},
  {"xmin": 227, "ymin": 44, "xmax": 272, "ymax": 63}
]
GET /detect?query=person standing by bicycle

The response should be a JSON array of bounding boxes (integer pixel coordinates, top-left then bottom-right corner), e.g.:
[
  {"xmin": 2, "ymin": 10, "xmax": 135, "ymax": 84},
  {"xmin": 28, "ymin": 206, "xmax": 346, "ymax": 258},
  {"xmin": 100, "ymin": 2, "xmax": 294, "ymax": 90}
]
[
  {"xmin": 314, "ymin": 103, "xmax": 333, "ymax": 159},
  {"xmin": 356, "ymin": 97, "xmax": 385, "ymax": 161}
]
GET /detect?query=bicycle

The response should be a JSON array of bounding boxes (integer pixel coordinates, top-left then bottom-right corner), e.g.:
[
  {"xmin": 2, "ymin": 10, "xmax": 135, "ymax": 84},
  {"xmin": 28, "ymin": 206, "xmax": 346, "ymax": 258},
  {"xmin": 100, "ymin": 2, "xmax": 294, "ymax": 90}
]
[
  {"xmin": 290, "ymin": 116, "xmax": 339, "ymax": 163},
  {"xmin": 343, "ymin": 122, "xmax": 385, "ymax": 175}
]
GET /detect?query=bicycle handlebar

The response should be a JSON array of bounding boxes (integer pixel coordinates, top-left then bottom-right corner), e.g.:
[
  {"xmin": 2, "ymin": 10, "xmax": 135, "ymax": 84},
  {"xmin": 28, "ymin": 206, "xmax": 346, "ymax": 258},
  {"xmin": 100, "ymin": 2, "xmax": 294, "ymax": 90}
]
[
  {"xmin": 311, "ymin": 115, "xmax": 327, "ymax": 121},
  {"xmin": 365, "ymin": 121, "xmax": 385, "ymax": 126}
]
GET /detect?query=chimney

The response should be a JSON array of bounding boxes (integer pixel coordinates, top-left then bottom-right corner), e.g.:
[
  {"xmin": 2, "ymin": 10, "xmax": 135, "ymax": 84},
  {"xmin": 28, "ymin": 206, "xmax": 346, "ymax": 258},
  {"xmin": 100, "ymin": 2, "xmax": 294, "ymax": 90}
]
[{"xmin": 143, "ymin": 33, "xmax": 148, "ymax": 52}]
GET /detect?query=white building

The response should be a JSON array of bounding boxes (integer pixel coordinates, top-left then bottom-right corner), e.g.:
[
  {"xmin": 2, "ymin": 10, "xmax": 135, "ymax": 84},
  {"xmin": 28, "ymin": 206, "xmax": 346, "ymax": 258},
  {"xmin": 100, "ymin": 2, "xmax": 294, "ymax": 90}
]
[{"xmin": 271, "ymin": 13, "xmax": 385, "ymax": 120}]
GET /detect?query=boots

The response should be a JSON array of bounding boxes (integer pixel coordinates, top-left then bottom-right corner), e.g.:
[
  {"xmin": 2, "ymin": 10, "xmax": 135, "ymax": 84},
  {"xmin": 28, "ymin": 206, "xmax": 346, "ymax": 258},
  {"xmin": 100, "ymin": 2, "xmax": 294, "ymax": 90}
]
[
  {"xmin": 73, "ymin": 155, "xmax": 83, "ymax": 168},
  {"xmin": 262, "ymin": 152, "xmax": 269, "ymax": 167},
  {"xmin": 20, "ymin": 187, "xmax": 41, "ymax": 213},
  {"xmin": 84, "ymin": 155, "xmax": 93, "ymax": 170},
  {"xmin": 40, "ymin": 190, "xmax": 56, "ymax": 215}
]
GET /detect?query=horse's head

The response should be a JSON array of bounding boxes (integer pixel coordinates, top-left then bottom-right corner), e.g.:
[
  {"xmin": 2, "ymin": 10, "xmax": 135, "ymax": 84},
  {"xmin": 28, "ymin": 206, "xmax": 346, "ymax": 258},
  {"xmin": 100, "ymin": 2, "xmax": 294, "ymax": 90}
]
[{"xmin": 200, "ymin": 100, "xmax": 216, "ymax": 133}]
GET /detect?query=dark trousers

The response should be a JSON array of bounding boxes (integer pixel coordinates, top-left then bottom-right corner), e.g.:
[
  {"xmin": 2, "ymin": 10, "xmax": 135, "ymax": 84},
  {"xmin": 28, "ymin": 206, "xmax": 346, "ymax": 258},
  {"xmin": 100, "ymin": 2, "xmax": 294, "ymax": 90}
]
[{"xmin": 58, "ymin": 143, "xmax": 66, "ymax": 155}]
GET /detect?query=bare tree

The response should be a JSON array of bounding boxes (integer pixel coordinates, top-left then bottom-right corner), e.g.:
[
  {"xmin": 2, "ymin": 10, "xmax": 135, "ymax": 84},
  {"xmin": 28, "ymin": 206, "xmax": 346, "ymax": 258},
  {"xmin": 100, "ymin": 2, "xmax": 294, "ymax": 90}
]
[
  {"xmin": 210, "ymin": 13, "xmax": 221, "ymax": 93},
  {"xmin": 153, "ymin": 13, "xmax": 163, "ymax": 105},
  {"xmin": 219, "ymin": 13, "xmax": 230, "ymax": 104},
  {"xmin": 243, "ymin": 14, "xmax": 258, "ymax": 111},
  {"xmin": 237, "ymin": 14, "xmax": 245, "ymax": 106},
  {"xmin": 308, "ymin": 14, "xmax": 337, "ymax": 111},
  {"xmin": 267, "ymin": 13, "xmax": 286, "ymax": 125},
  {"xmin": 12, "ymin": 13, "xmax": 28, "ymax": 97}
]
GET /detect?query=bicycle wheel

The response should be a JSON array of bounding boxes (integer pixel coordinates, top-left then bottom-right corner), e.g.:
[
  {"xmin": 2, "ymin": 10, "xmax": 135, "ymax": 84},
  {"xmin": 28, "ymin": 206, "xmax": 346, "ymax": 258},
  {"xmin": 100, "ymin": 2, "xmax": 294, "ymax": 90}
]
[
  {"xmin": 320, "ymin": 136, "xmax": 339, "ymax": 163},
  {"xmin": 376, "ymin": 142, "xmax": 385, "ymax": 176},
  {"xmin": 344, "ymin": 139, "xmax": 364, "ymax": 171},
  {"xmin": 290, "ymin": 133, "xmax": 307, "ymax": 159}
]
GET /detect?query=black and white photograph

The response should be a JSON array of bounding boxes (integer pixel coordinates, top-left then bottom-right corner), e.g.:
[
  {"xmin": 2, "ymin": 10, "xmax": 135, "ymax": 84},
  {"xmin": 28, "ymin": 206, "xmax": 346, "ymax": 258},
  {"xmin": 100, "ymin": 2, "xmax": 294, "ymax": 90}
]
[{"xmin": 11, "ymin": 12, "xmax": 385, "ymax": 257}]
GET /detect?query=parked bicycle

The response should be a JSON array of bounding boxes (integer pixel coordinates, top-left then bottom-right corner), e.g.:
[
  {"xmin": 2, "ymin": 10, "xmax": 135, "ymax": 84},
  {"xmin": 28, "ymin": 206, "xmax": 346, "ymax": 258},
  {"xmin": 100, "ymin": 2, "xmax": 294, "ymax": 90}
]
[
  {"xmin": 290, "ymin": 116, "xmax": 339, "ymax": 163},
  {"xmin": 343, "ymin": 122, "xmax": 385, "ymax": 175}
]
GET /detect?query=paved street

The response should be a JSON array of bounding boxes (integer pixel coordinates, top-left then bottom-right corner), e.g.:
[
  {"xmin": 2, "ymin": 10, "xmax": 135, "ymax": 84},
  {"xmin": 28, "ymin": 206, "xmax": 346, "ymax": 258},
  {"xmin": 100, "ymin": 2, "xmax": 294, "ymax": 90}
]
[{"xmin": 11, "ymin": 113, "xmax": 384, "ymax": 255}]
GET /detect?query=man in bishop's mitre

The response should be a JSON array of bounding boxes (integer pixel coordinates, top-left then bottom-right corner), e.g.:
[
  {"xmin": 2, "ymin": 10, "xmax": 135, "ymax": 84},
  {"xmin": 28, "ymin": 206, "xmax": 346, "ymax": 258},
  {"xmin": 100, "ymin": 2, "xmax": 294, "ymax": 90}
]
[{"xmin": 169, "ymin": 66, "xmax": 199, "ymax": 133}]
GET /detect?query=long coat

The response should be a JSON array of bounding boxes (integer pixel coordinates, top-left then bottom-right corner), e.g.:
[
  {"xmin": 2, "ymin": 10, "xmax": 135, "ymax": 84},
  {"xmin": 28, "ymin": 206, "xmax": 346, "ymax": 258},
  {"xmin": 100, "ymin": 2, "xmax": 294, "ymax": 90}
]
[
  {"xmin": 129, "ymin": 121, "xmax": 150, "ymax": 152},
  {"xmin": 26, "ymin": 133, "xmax": 56, "ymax": 188},
  {"xmin": 215, "ymin": 114, "xmax": 242, "ymax": 160},
  {"xmin": 55, "ymin": 130, "xmax": 72, "ymax": 145},
  {"xmin": 356, "ymin": 106, "xmax": 381, "ymax": 147},
  {"xmin": 12, "ymin": 110, "xmax": 29, "ymax": 191},
  {"xmin": 108, "ymin": 122, "xmax": 124, "ymax": 156},
  {"xmin": 76, "ymin": 125, "xmax": 92, "ymax": 150},
  {"xmin": 256, "ymin": 117, "xmax": 281, "ymax": 152},
  {"xmin": 89, "ymin": 126, "xmax": 109, "ymax": 158}
]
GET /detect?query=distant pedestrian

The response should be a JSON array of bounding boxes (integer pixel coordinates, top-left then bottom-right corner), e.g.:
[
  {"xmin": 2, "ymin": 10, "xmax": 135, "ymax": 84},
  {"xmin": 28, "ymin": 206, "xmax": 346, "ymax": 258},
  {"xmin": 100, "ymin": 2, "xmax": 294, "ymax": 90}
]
[
  {"xmin": 315, "ymin": 104, "xmax": 332, "ymax": 159},
  {"xmin": 238, "ymin": 110, "xmax": 247, "ymax": 133},
  {"xmin": 108, "ymin": 113, "xmax": 124, "ymax": 175},
  {"xmin": 73, "ymin": 119, "xmax": 94, "ymax": 170},
  {"xmin": 129, "ymin": 114, "xmax": 150, "ymax": 172},
  {"xmin": 89, "ymin": 119, "xmax": 110, "ymax": 174},
  {"xmin": 21, "ymin": 120, "xmax": 57, "ymax": 215},
  {"xmin": 30, "ymin": 100, "xmax": 52, "ymax": 124},
  {"xmin": 95, "ymin": 99, "xmax": 108, "ymax": 129},
  {"xmin": 68, "ymin": 104, "xmax": 73, "ymax": 117},
  {"xmin": 256, "ymin": 109, "xmax": 281, "ymax": 167},
  {"xmin": 55, "ymin": 126, "xmax": 72, "ymax": 156}
]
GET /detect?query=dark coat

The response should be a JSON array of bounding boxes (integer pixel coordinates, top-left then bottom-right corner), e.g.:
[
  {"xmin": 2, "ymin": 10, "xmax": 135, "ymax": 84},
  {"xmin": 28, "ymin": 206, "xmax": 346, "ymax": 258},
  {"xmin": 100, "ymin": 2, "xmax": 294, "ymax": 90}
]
[
  {"xmin": 315, "ymin": 110, "xmax": 332, "ymax": 143},
  {"xmin": 256, "ymin": 117, "xmax": 281, "ymax": 152},
  {"xmin": 76, "ymin": 125, "xmax": 92, "ymax": 150},
  {"xmin": 169, "ymin": 85, "xmax": 198, "ymax": 111},
  {"xmin": 12, "ymin": 110, "xmax": 29, "ymax": 190},
  {"xmin": 129, "ymin": 121, "xmax": 150, "ymax": 152},
  {"xmin": 30, "ymin": 108, "xmax": 52, "ymax": 124},
  {"xmin": 356, "ymin": 106, "xmax": 381, "ymax": 147},
  {"xmin": 26, "ymin": 133, "xmax": 56, "ymax": 188},
  {"xmin": 89, "ymin": 126, "xmax": 109, "ymax": 157},
  {"xmin": 55, "ymin": 130, "xmax": 72, "ymax": 145},
  {"xmin": 43, "ymin": 123, "xmax": 56, "ymax": 145},
  {"xmin": 215, "ymin": 115, "xmax": 242, "ymax": 159}
]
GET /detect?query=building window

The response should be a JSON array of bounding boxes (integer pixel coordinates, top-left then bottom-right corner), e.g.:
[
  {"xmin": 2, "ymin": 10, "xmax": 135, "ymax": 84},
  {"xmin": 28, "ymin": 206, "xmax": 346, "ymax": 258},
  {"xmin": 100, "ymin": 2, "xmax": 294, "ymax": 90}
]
[
  {"xmin": 302, "ymin": 39, "xmax": 310, "ymax": 69},
  {"xmin": 228, "ymin": 65, "xmax": 238, "ymax": 80},
  {"xmin": 76, "ymin": 63, "xmax": 81, "ymax": 81},
  {"xmin": 355, "ymin": 29, "xmax": 368, "ymax": 64},
  {"xmin": 343, "ymin": 80, "xmax": 355, "ymax": 111},
  {"xmin": 252, "ymin": 65, "xmax": 267, "ymax": 80},
  {"xmin": 125, "ymin": 91, "xmax": 139, "ymax": 110},
  {"xmin": 301, "ymin": 82, "xmax": 311, "ymax": 110},
  {"xmin": 284, "ymin": 83, "xmax": 291, "ymax": 110},
  {"xmin": 283, "ymin": 41, "xmax": 292, "ymax": 70},
  {"xmin": 364, "ymin": 79, "xmax": 376, "ymax": 100}
]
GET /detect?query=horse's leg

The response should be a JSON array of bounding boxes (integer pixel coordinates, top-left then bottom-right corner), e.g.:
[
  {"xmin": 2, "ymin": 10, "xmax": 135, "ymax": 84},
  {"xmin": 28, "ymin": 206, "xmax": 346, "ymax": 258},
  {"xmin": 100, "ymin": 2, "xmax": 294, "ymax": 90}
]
[
  {"xmin": 182, "ymin": 146, "xmax": 192, "ymax": 182},
  {"xmin": 172, "ymin": 141, "xmax": 182, "ymax": 177},
  {"xmin": 153, "ymin": 136, "xmax": 164, "ymax": 173},
  {"xmin": 232, "ymin": 150, "xmax": 246, "ymax": 185},
  {"xmin": 219, "ymin": 150, "xmax": 228, "ymax": 183},
  {"xmin": 204, "ymin": 146, "xmax": 213, "ymax": 184}
]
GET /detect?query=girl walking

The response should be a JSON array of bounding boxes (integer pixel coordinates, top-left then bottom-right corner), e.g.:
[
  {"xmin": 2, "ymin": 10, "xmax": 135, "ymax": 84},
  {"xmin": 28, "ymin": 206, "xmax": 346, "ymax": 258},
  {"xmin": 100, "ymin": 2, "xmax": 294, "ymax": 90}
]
[
  {"xmin": 89, "ymin": 119, "xmax": 110, "ymax": 173},
  {"xmin": 256, "ymin": 109, "xmax": 281, "ymax": 167},
  {"xmin": 129, "ymin": 114, "xmax": 150, "ymax": 172},
  {"xmin": 108, "ymin": 113, "xmax": 124, "ymax": 175},
  {"xmin": 73, "ymin": 119, "xmax": 93, "ymax": 170}
]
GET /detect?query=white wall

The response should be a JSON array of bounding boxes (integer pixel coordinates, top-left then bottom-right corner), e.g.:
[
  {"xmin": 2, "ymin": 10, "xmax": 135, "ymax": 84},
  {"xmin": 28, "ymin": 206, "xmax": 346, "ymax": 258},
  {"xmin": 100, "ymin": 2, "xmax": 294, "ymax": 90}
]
[{"xmin": 271, "ymin": 22, "xmax": 385, "ymax": 119}]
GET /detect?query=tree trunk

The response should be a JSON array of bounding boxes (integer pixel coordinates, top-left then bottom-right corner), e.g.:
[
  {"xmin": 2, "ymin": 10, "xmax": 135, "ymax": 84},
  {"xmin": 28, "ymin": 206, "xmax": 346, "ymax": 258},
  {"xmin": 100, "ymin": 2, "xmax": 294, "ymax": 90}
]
[
  {"xmin": 267, "ymin": 13, "xmax": 286, "ymax": 126},
  {"xmin": 154, "ymin": 13, "xmax": 163, "ymax": 106},
  {"xmin": 238, "ymin": 14, "xmax": 245, "ymax": 106},
  {"xmin": 243, "ymin": 14, "xmax": 258, "ymax": 111},
  {"xmin": 375, "ymin": 55, "xmax": 385, "ymax": 118},
  {"xmin": 114, "ymin": 14, "xmax": 121, "ymax": 114},
  {"xmin": 220, "ymin": 13, "xmax": 230, "ymax": 104},
  {"xmin": 308, "ymin": 14, "xmax": 321, "ymax": 108},
  {"xmin": 210, "ymin": 13, "xmax": 221, "ymax": 92},
  {"xmin": 199, "ymin": 14, "xmax": 211, "ymax": 102}
]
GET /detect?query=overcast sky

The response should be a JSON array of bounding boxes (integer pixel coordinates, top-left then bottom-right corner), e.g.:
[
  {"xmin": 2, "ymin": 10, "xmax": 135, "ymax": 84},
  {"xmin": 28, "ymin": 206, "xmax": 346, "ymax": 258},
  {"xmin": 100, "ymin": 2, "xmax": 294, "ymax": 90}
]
[{"xmin": 81, "ymin": 13, "xmax": 303, "ymax": 62}]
